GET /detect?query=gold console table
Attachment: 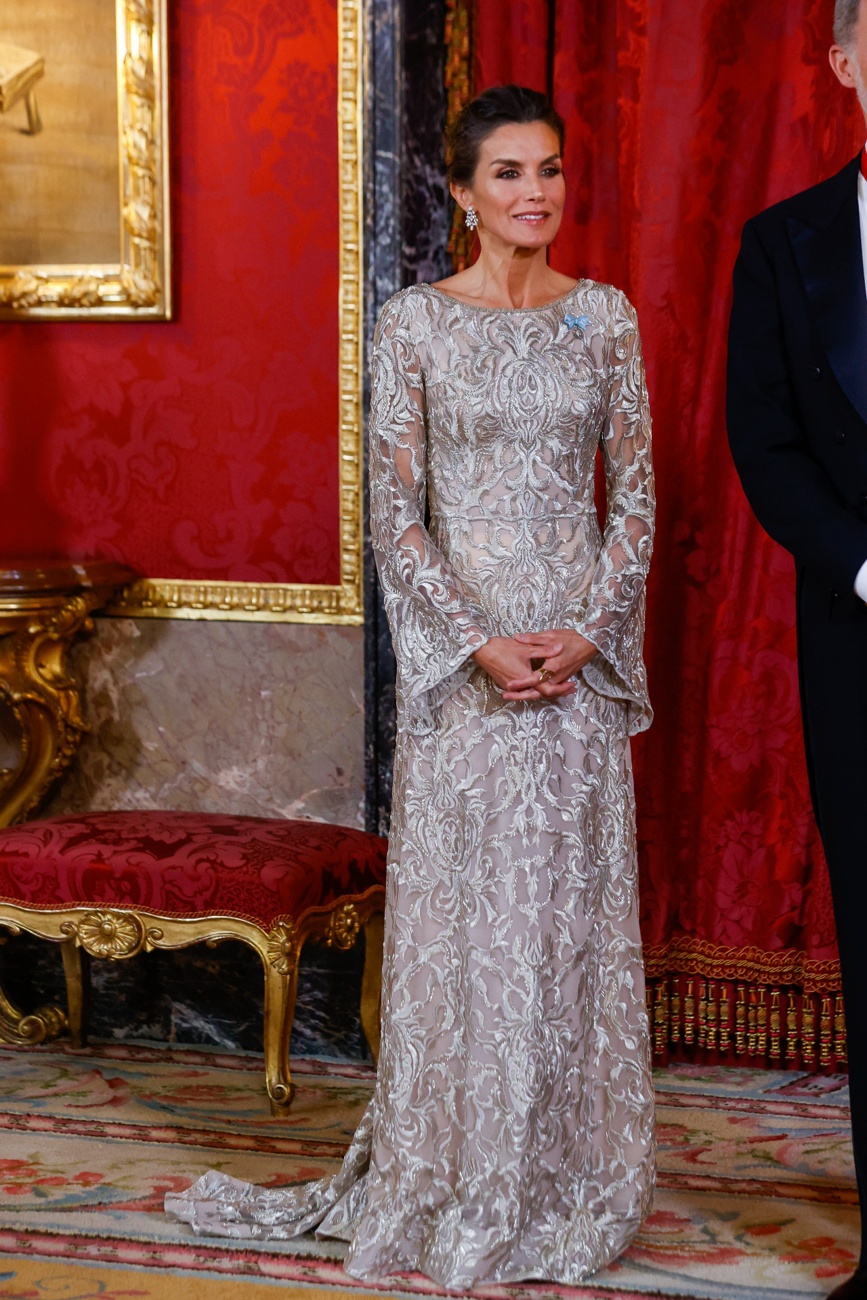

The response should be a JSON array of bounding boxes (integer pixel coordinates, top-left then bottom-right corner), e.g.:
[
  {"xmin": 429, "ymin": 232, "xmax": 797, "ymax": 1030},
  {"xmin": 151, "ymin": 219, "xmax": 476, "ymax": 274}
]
[{"xmin": 0, "ymin": 559, "xmax": 134, "ymax": 828}]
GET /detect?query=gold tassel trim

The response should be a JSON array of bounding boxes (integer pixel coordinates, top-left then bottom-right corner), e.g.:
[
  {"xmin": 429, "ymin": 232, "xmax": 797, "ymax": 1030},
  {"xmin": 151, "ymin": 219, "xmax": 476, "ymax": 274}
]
[{"xmin": 645, "ymin": 973, "xmax": 847, "ymax": 1070}]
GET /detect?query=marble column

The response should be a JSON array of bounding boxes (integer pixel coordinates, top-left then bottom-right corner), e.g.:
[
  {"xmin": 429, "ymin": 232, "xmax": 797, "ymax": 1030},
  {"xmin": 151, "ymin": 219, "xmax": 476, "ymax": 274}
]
[{"xmin": 363, "ymin": 0, "xmax": 450, "ymax": 836}]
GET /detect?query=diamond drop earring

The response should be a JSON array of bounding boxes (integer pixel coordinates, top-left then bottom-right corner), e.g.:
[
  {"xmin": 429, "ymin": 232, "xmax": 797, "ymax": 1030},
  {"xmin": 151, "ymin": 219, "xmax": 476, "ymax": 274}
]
[{"xmin": 465, "ymin": 206, "xmax": 479, "ymax": 231}]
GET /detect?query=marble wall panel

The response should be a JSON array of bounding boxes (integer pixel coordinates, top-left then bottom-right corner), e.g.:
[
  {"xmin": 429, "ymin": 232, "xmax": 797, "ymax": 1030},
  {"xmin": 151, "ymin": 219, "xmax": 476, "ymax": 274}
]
[
  {"xmin": 364, "ymin": 0, "xmax": 449, "ymax": 835},
  {"xmin": 363, "ymin": 0, "xmax": 403, "ymax": 835},
  {"xmin": 403, "ymin": 0, "xmax": 450, "ymax": 287},
  {"xmin": 47, "ymin": 617, "xmax": 365, "ymax": 827}
]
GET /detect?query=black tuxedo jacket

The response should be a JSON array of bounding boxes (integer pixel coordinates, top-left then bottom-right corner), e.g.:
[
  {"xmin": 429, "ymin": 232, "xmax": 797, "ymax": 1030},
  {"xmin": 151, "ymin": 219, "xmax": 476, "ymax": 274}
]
[
  {"xmin": 727, "ymin": 154, "xmax": 867, "ymax": 596},
  {"xmin": 727, "ymin": 154, "xmax": 867, "ymax": 850},
  {"xmin": 729, "ymin": 155, "xmax": 867, "ymax": 1213}
]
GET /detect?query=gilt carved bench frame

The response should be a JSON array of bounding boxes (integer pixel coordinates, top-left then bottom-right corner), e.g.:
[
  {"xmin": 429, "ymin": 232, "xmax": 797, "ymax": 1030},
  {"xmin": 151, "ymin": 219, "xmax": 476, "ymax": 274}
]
[{"xmin": 0, "ymin": 885, "xmax": 384, "ymax": 1113}]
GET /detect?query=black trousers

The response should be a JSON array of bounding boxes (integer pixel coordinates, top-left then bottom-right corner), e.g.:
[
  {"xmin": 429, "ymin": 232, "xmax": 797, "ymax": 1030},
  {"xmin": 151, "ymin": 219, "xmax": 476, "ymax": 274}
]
[{"xmin": 799, "ymin": 571, "xmax": 867, "ymax": 1258}]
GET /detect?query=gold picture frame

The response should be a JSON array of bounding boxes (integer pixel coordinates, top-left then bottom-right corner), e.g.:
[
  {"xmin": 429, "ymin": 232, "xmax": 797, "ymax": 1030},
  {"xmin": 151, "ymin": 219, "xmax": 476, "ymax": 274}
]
[
  {"xmin": 109, "ymin": 0, "xmax": 364, "ymax": 624},
  {"xmin": 0, "ymin": 0, "xmax": 170, "ymax": 320}
]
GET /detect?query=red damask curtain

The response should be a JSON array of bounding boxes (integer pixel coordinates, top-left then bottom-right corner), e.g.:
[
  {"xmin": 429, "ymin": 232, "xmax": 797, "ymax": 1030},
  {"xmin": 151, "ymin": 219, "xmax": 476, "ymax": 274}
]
[{"xmin": 455, "ymin": 0, "xmax": 863, "ymax": 1066}]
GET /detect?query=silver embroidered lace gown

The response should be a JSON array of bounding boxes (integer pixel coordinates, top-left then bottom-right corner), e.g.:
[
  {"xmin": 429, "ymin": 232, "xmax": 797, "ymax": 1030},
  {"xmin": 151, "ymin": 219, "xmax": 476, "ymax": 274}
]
[{"xmin": 165, "ymin": 281, "xmax": 656, "ymax": 1288}]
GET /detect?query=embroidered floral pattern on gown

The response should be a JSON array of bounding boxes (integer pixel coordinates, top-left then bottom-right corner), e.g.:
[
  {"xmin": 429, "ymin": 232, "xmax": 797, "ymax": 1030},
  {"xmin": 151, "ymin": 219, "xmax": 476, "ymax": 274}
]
[{"xmin": 165, "ymin": 281, "xmax": 657, "ymax": 1288}]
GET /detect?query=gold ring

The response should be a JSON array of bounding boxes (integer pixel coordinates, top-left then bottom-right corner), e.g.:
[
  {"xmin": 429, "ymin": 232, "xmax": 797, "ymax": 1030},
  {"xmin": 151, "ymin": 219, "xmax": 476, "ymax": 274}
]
[{"xmin": 538, "ymin": 668, "xmax": 552, "ymax": 684}]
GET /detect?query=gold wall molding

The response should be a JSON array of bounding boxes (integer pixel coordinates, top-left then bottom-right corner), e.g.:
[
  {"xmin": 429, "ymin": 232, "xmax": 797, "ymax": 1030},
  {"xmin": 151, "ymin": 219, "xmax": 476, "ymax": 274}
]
[
  {"xmin": 110, "ymin": 0, "xmax": 364, "ymax": 623},
  {"xmin": 0, "ymin": 0, "xmax": 170, "ymax": 320}
]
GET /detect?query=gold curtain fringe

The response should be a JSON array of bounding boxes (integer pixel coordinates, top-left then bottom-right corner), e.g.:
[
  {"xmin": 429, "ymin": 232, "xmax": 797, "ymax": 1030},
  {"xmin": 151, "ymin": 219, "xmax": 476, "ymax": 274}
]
[
  {"xmin": 644, "ymin": 941, "xmax": 845, "ymax": 1070},
  {"xmin": 643, "ymin": 938, "xmax": 842, "ymax": 994},
  {"xmin": 444, "ymin": 0, "xmax": 476, "ymax": 271},
  {"xmin": 646, "ymin": 974, "xmax": 847, "ymax": 1071}
]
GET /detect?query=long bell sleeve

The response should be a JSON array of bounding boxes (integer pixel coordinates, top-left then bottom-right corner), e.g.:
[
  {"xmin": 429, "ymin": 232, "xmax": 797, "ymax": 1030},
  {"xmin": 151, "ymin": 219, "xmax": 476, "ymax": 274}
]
[
  {"xmin": 569, "ymin": 294, "xmax": 655, "ymax": 734},
  {"xmin": 370, "ymin": 294, "xmax": 490, "ymax": 734}
]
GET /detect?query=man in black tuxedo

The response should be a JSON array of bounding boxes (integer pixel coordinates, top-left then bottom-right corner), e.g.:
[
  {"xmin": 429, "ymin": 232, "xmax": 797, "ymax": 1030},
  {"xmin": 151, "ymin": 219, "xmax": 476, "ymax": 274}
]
[{"xmin": 727, "ymin": 3, "xmax": 867, "ymax": 1294}]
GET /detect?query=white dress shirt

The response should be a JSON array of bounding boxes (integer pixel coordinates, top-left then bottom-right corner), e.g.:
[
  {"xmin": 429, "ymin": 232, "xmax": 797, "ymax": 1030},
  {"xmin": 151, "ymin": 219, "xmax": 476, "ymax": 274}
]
[{"xmin": 851, "ymin": 157, "xmax": 867, "ymax": 600}]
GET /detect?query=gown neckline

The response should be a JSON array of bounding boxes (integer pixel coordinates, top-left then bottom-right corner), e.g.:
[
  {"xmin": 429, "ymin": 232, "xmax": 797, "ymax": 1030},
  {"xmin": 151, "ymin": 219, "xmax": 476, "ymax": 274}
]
[{"xmin": 422, "ymin": 281, "xmax": 585, "ymax": 314}]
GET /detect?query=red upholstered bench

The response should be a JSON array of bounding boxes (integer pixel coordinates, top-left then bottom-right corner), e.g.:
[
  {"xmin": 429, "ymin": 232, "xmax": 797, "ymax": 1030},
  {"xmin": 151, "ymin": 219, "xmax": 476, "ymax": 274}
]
[{"xmin": 0, "ymin": 812, "xmax": 387, "ymax": 1112}]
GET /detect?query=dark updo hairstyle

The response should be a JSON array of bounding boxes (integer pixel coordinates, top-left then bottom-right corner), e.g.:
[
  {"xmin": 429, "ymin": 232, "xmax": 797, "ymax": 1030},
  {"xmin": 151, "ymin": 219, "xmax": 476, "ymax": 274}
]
[{"xmin": 446, "ymin": 85, "xmax": 566, "ymax": 187}]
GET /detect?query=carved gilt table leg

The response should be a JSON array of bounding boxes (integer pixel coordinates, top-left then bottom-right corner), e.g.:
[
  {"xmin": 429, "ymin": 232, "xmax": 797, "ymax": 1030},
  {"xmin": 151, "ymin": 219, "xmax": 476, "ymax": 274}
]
[
  {"xmin": 0, "ymin": 560, "xmax": 135, "ymax": 1045},
  {"xmin": 0, "ymin": 594, "xmax": 97, "ymax": 829}
]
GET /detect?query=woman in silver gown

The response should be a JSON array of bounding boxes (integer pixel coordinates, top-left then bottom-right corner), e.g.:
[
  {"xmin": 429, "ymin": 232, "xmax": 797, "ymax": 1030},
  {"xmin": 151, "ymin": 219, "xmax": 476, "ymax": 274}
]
[{"xmin": 166, "ymin": 85, "xmax": 656, "ymax": 1289}]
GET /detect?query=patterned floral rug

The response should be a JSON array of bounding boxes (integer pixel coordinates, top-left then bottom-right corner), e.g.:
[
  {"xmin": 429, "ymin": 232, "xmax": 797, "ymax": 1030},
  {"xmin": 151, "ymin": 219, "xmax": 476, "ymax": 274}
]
[{"xmin": 0, "ymin": 1043, "xmax": 855, "ymax": 1300}]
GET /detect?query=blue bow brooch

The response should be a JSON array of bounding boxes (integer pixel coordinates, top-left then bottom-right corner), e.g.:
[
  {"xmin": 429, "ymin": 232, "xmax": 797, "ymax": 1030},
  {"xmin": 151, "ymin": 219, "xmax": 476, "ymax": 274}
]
[{"xmin": 564, "ymin": 313, "xmax": 591, "ymax": 333}]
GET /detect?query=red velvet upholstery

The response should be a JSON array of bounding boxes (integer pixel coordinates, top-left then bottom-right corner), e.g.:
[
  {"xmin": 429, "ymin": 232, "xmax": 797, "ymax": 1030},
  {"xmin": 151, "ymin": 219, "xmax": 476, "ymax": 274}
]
[{"xmin": 0, "ymin": 813, "xmax": 388, "ymax": 930}]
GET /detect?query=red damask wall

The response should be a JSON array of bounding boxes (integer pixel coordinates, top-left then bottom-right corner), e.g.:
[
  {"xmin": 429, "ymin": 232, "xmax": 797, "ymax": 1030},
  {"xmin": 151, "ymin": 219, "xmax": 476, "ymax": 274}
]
[{"xmin": 0, "ymin": 0, "xmax": 341, "ymax": 585}]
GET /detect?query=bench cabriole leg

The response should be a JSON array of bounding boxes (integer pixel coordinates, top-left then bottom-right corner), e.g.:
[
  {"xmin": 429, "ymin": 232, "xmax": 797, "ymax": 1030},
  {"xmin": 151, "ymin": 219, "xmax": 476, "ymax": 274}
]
[
  {"xmin": 263, "ymin": 953, "xmax": 299, "ymax": 1115},
  {"xmin": 60, "ymin": 940, "xmax": 89, "ymax": 1048}
]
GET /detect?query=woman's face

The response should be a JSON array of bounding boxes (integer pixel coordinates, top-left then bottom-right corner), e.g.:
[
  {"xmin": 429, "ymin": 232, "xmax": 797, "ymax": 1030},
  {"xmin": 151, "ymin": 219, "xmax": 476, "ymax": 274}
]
[{"xmin": 454, "ymin": 121, "xmax": 566, "ymax": 252}]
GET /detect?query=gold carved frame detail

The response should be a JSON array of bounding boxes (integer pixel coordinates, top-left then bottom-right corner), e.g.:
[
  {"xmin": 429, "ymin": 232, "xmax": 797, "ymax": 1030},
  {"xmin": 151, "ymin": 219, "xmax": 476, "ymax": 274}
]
[
  {"xmin": 0, "ymin": 0, "xmax": 170, "ymax": 320},
  {"xmin": 110, "ymin": 0, "xmax": 364, "ymax": 623}
]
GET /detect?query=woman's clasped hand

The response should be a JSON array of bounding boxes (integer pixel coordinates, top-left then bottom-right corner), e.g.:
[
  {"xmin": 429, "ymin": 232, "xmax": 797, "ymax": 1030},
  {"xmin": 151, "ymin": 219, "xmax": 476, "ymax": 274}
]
[{"xmin": 472, "ymin": 628, "xmax": 598, "ymax": 700}]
